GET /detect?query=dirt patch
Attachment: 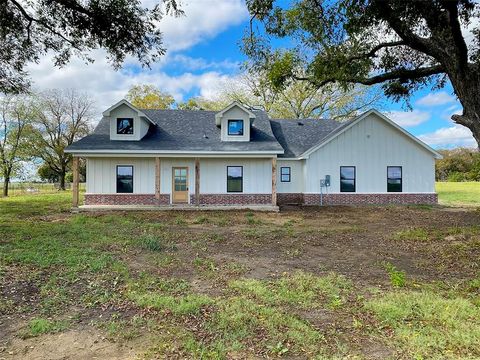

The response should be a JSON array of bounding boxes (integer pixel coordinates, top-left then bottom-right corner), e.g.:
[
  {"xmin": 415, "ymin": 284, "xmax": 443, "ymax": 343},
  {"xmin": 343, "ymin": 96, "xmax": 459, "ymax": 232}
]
[{"xmin": 3, "ymin": 327, "xmax": 140, "ymax": 360}]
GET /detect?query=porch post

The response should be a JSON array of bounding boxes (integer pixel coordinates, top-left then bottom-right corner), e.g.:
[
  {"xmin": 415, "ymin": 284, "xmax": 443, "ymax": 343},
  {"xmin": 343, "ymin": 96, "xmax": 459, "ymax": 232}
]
[
  {"xmin": 155, "ymin": 157, "xmax": 161, "ymax": 200},
  {"xmin": 72, "ymin": 156, "xmax": 79, "ymax": 208},
  {"xmin": 195, "ymin": 158, "xmax": 200, "ymax": 206},
  {"xmin": 271, "ymin": 157, "xmax": 277, "ymax": 206}
]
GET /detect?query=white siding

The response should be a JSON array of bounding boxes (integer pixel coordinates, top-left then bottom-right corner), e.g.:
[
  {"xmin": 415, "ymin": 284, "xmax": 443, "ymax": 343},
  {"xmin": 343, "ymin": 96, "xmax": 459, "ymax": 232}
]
[
  {"xmin": 109, "ymin": 104, "xmax": 150, "ymax": 141},
  {"xmin": 277, "ymin": 160, "xmax": 304, "ymax": 193},
  {"xmin": 200, "ymin": 158, "xmax": 271, "ymax": 193},
  {"xmin": 219, "ymin": 106, "xmax": 252, "ymax": 142},
  {"xmin": 86, "ymin": 157, "xmax": 272, "ymax": 196},
  {"xmin": 304, "ymin": 113, "xmax": 436, "ymax": 193},
  {"xmin": 86, "ymin": 158, "xmax": 155, "ymax": 194}
]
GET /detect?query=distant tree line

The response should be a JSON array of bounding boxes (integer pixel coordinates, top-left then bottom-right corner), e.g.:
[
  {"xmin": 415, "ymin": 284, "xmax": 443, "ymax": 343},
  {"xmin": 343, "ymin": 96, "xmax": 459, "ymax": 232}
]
[
  {"xmin": 126, "ymin": 66, "xmax": 383, "ymax": 120},
  {"xmin": 436, "ymin": 148, "xmax": 480, "ymax": 182},
  {"xmin": 0, "ymin": 89, "xmax": 93, "ymax": 196}
]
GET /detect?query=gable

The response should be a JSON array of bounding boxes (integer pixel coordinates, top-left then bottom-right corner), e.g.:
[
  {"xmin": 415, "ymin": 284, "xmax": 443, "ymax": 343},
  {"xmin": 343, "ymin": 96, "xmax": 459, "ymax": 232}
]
[{"xmin": 302, "ymin": 110, "xmax": 441, "ymax": 159}]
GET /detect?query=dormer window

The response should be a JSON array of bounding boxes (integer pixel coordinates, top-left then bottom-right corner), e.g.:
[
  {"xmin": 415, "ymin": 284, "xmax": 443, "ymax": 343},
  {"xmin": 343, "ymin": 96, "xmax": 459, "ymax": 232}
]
[
  {"xmin": 117, "ymin": 118, "xmax": 134, "ymax": 135},
  {"xmin": 228, "ymin": 120, "xmax": 244, "ymax": 136}
]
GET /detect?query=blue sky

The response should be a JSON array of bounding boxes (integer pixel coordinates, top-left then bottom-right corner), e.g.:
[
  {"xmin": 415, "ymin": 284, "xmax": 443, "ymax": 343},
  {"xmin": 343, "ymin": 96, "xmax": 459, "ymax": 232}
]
[{"xmin": 26, "ymin": 0, "xmax": 475, "ymax": 149}]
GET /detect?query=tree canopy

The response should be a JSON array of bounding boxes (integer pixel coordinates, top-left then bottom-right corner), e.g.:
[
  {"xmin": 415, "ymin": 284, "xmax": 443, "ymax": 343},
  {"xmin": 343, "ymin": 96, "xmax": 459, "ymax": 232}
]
[
  {"xmin": 244, "ymin": 0, "xmax": 480, "ymax": 147},
  {"xmin": 1, "ymin": 0, "xmax": 182, "ymax": 94},
  {"xmin": 126, "ymin": 85, "xmax": 175, "ymax": 109}
]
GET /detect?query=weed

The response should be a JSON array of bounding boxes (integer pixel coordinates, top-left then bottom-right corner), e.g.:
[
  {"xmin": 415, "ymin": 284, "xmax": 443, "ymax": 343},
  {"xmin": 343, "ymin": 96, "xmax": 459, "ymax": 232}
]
[
  {"xmin": 21, "ymin": 318, "xmax": 69, "ymax": 338},
  {"xmin": 383, "ymin": 262, "xmax": 406, "ymax": 287},
  {"xmin": 393, "ymin": 227, "xmax": 430, "ymax": 241},
  {"xmin": 129, "ymin": 292, "xmax": 213, "ymax": 316},
  {"xmin": 174, "ymin": 216, "xmax": 186, "ymax": 225},
  {"xmin": 193, "ymin": 216, "xmax": 209, "ymax": 224}
]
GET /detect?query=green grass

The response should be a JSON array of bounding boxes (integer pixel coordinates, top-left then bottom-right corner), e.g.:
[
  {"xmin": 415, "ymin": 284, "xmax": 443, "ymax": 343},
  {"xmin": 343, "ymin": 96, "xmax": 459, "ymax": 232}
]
[
  {"xmin": 21, "ymin": 318, "xmax": 69, "ymax": 338},
  {"xmin": 2, "ymin": 192, "xmax": 480, "ymax": 358},
  {"xmin": 365, "ymin": 290, "xmax": 480, "ymax": 359},
  {"xmin": 436, "ymin": 181, "xmax": 480, "ymax": 207}
]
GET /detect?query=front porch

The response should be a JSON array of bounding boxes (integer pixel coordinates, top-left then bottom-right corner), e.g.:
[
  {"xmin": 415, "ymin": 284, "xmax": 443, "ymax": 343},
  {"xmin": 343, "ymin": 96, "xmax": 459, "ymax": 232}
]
[{"xmin": 71, "ymin": 156, "xmax": 278, "ymax": 209}]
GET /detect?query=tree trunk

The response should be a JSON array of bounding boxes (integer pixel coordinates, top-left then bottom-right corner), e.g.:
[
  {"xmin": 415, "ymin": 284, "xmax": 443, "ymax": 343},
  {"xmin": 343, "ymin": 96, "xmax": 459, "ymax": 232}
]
[
  {"xmin": 3, "ymin": 176, "xmax": 10, "ymax": 197},
  {"xmin": 445, "ymin": 66, "xmax": 480, "ymax": 148},
  {"xmin": 59, "ymin": 168, "xmax": 66, "ymax": 191}
]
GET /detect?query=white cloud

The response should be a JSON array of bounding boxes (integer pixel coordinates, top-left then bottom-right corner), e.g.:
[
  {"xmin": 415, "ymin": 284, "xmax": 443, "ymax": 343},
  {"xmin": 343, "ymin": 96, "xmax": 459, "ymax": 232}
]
[
  {"xmin": 387, "ymin": 110, "xmax": 431, "ymax": 127},
  {"xmin": 416, "ymin": 92, "xmax": 456, "ymax": 107},
  {"xmin": 169, "ymin": 54, "xmax": 240, "ymax": 71},
  {"xmin": 418, "ymin": 124, "xmax": 476, "ymax": 148},
  {"xmin": 27, "ymin": 50, "xmax": 236, "ymax": 113},
  {"xmin": 158, "ymin": 0, "xmax": 248, "ymax": 51}
]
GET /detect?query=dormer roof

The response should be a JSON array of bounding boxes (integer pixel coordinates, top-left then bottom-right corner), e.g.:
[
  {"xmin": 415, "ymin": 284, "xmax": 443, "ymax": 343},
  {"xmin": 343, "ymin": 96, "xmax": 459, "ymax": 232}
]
[
  {"xmin": 215, "ymin": 101, "xmax": 256, "ymax": 126},
  {"xmin": 102, "ymin": 99, "xmax": 156, "ymax": 125}
]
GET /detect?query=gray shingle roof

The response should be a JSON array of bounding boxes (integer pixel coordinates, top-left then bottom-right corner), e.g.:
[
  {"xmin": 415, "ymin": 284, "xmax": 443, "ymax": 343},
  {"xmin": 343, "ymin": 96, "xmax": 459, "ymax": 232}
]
[
  {"xmin": 67, "ymin": 109, "xmax": 284, "ymax": 153},
  {"xmin": 270, "ymin": 118, "xmax": 352, "ymax": 158},
  {"xmin": 67, "ymin": 108, "xmax": 353, "ymax": 157}
]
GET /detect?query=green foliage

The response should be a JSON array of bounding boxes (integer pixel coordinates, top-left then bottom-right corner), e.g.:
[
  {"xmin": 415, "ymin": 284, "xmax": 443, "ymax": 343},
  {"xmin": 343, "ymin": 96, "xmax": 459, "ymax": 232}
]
[
  {"xmin": 244, "ymin": 0, "xmax": 480, "ymax": 146},
  {"xmin": 2, "ymin": 0, "xmax": 182, "ymax": 93},
  {"xmin": 436, "ymin": 148, "xmax": 480, "ymax": 181},
  {"xmin": 365, "ymin": 290, "xmax": 480, "ymax": 358},
  {"xmin": 382, "ymin": 262, "xmax": 406, "ymax": 288},
  {"xmin": 126, "ymin": 84, "xmax": 175, "ymax": 109}
]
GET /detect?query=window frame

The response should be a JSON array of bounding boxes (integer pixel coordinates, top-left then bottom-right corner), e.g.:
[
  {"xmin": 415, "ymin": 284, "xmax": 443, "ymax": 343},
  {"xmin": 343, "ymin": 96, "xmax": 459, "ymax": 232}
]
[
  {"xmin": 340, "ymin": 166, "xmax": 356, "ymax": 193},
  {"xmin": 226, "ymin": 166, "xmax": 243, "ymax": 193},
  {"xmin": 116, "ymin": 118, "xmax": 134, "ymax": 135},
  {"xmin": 116, "ymin": 165, "xmax": 134, "ymax": 194},
  {"xmin": 387, "ymin": 166, "xmax": 403, "ymax": 193},
  {"xmin": 280, "ymin": 166, "xmax": 291, "ymax": 182},
  {"xmin": 227, "ymin": 119, "xmax": 244, "ymax": 136}
]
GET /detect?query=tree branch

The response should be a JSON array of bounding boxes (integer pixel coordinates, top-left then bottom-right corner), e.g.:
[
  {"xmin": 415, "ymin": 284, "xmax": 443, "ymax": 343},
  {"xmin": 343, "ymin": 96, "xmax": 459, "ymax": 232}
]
[
  {"xmin": 375, "ymin": 1, "xmax": 445, "ymax": 60},
  {"xmin": 356, "ymin": 65, "xmax": 445, "ymax": 85},
  {"xmin": 441, "ymin": 0, "xmax": 469, "ymax": 67},
  {"xmin": 296, "ymin": 64, "xmax": 445, "ymax": 87},
  {"xmin": 348, "ymin": 40, "xmax": 406, "ymax": 62},
  {"xmin": 8, "ymin": 0, "xmax": 79, "ymax": 48}
]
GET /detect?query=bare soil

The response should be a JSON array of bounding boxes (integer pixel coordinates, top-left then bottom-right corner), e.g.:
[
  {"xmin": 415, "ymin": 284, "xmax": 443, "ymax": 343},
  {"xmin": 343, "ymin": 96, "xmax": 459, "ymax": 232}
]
[{"xmin": 1, "ymin": 205, "xmax": 479, "ymax": 359}]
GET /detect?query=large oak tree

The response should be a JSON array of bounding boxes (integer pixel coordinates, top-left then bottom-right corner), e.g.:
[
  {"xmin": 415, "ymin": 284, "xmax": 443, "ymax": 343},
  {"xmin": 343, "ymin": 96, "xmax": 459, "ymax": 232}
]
[
  {"xmin": 244, "ymin": 0, "xmax": 480, "ymax": 147},
  {"xmin": 1, "ymin": 0, "xmax": 182, "ymax": 94}
]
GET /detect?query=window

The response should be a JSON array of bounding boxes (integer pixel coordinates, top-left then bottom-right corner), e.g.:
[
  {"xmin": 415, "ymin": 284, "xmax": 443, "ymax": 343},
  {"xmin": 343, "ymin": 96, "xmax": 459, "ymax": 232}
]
[
  {"xmin": 280, "ymin": 167, "xmax": 291, "ymax": 182},
  {"xmin": 340, "ymin": 166, "xmax": 355, "ymax": 192},
  {"xmin": 117, "ymin": 166, "xmax": 133, "ymax": 193},
  {"xmin": 117, "ymin": 118, "xmax": 134, "ymax": 134},
  {"xmin": 227, "ymin": 166, "xmax": 243, "ymax": 192},
  {"xmin": 228, "ymin": 120, "xmax": 244, "ymax": 136},
  {"xmin": 387, "ymin": 166, "xmax": 402, "ymax": 192}
]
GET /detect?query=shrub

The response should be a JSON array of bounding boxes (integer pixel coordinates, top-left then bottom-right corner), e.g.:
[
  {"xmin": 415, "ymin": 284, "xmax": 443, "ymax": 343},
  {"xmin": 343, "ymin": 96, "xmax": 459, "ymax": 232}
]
[{"xmin": 447, "ymin": 171, "xmax": 465, "ymax": 182}]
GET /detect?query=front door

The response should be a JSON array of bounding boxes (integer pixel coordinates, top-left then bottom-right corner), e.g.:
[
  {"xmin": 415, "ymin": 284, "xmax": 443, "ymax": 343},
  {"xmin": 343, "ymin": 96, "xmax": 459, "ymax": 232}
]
[{"xmin": 172, "ymin": 167, "xmax": 189, "ymax": 203}]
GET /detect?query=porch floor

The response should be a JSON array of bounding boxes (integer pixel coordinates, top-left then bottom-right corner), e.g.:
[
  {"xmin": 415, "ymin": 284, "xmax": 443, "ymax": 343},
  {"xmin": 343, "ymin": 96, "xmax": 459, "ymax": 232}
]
[{"xmin": 74, "ymin": 204, "xmax": 279, "ymax": 212}]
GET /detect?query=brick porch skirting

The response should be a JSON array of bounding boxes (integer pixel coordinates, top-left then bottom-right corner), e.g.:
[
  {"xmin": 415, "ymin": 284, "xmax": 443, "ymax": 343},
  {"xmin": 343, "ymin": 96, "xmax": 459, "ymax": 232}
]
[
  {"xmin": 192, "ymin": 193, "xmax": 272, "ymax": 205},
  {"xmin": 277, "ymin": 193, "xmax": 304, "ymax": 205},
  {"xmin": 303, "ymin": 193, "xmax": 438, "ymax": 205},
  {"xmin": 84, "ymin": 194, "xmax": 170, "ymax": 206}
]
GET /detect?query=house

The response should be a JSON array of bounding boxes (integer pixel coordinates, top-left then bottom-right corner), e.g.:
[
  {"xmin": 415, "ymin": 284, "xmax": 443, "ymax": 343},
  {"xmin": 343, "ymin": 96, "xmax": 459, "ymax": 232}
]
[{"xmin": 65, "ymin": 100, "xmax": 442, "ymax": 209}]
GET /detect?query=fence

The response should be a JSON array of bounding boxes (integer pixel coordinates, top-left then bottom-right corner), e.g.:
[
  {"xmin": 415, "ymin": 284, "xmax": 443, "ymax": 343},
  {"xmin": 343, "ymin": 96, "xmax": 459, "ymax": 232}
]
[{"xmin": 7, "ymin": 182, "xmax": 86, "ymax": 196}]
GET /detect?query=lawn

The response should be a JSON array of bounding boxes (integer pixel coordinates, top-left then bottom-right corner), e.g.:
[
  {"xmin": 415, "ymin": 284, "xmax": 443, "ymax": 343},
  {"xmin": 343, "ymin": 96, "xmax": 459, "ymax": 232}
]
[
  {"xmin": 436, "ymin": 181, "xmax": 480, "ymax": 207},
  {"xmin": 0, "ymin": 192, "xmax": 479, "ymax": 359}
]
